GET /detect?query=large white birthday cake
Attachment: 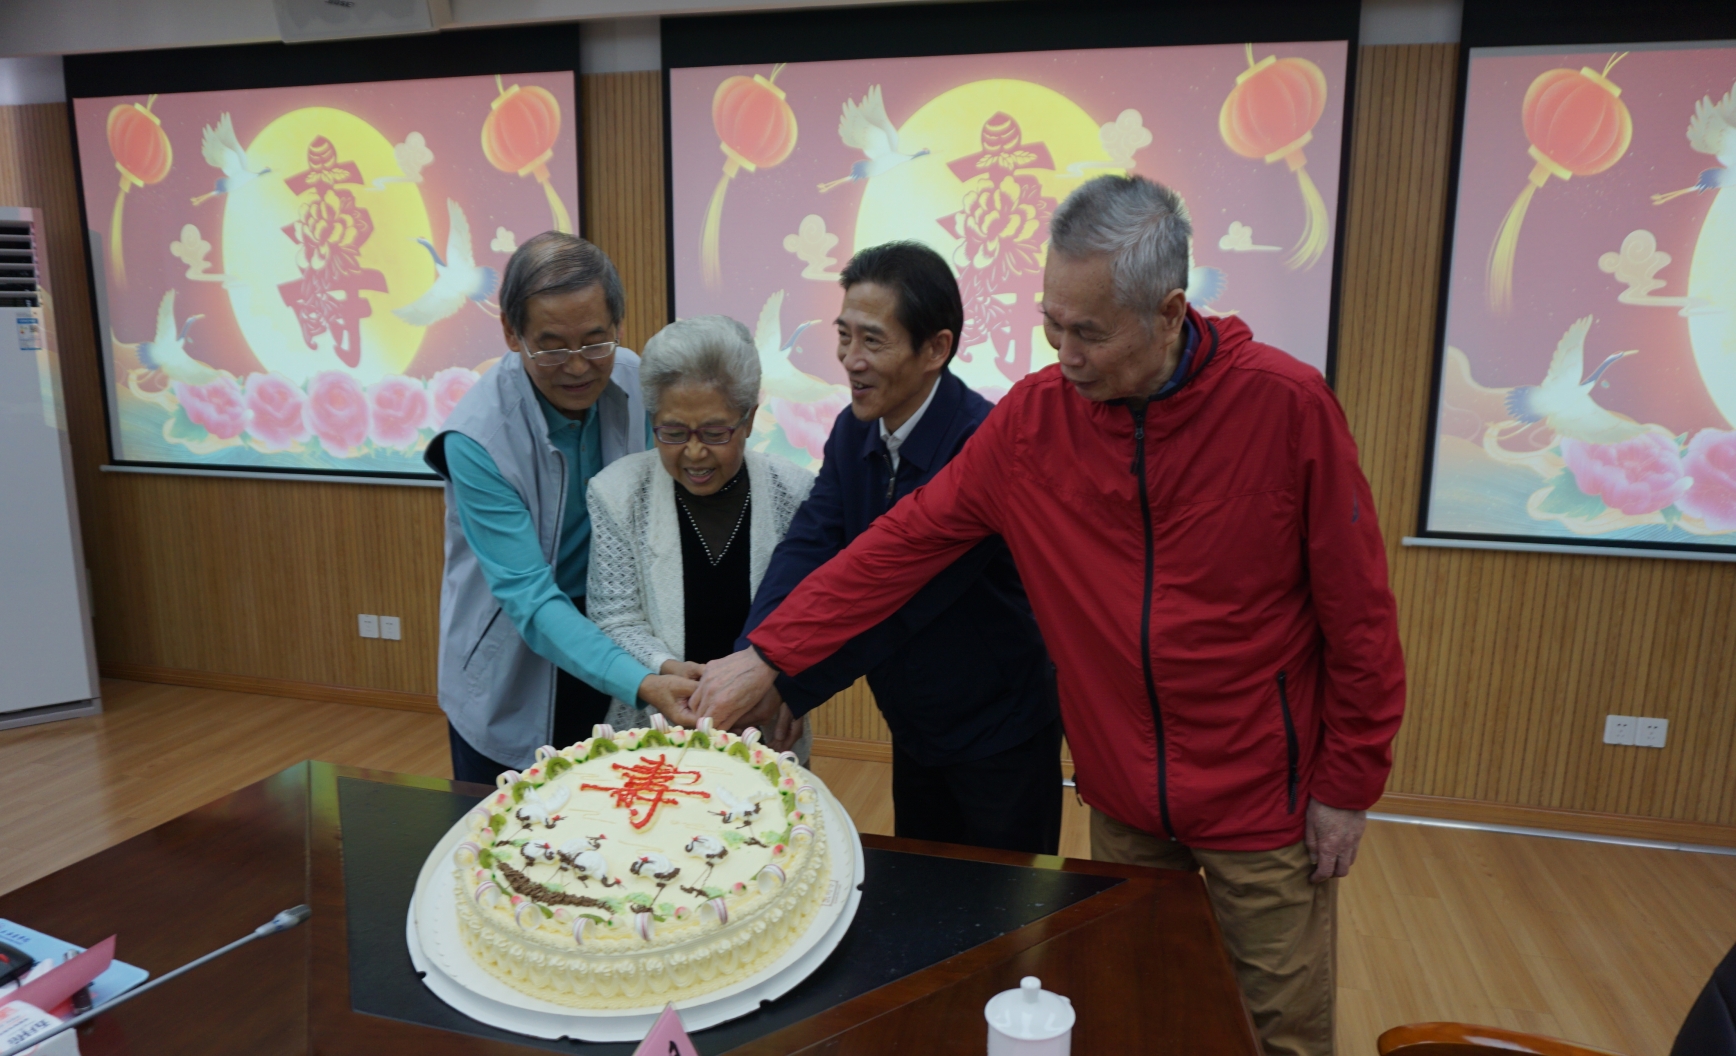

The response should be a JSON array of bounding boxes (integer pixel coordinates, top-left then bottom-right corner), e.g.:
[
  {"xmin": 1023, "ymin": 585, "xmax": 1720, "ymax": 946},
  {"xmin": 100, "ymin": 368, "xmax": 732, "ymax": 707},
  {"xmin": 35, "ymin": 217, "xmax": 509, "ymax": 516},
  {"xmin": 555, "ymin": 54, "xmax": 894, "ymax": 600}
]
[{"xmin": 452, "ymin": 719, "xmax": 830, "ymax": 1008}]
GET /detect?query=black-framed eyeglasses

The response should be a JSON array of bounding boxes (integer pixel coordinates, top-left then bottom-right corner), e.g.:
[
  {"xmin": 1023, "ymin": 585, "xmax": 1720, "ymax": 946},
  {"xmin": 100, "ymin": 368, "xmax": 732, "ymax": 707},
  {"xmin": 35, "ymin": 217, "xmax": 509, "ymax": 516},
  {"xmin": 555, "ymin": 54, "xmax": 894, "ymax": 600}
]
[
  {"xmin": 653, "ymin": 411, "xmax": 753, "ymax": 447},
  {"xmin": 525, "ymin": 340, "xmax": 618, "ymax": 367}
]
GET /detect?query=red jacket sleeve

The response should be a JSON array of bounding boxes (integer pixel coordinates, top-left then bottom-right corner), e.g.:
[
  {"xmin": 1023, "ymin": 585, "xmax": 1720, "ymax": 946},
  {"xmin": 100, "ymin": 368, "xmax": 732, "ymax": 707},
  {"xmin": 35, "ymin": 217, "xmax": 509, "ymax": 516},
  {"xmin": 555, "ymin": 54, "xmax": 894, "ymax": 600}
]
[
  {"xmin": 1297, "ymin": 381, "xmax": 1405, "ymax": 811},
  {"xmin": 748, "ymin": 406, "xmax": 1005, "ymax": 676}
]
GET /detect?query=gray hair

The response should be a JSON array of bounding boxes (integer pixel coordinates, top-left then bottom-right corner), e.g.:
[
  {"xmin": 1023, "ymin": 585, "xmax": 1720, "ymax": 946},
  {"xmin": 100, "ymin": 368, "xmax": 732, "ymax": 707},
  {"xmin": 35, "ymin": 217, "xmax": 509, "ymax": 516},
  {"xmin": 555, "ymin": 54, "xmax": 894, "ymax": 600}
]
[
  {"xmin": 640, "ymin": 315, "xmax": 761, "ymax": 417},
  {"xmin": 1049, "ymin": 175, "xmax": 1191, "ymax": 321},
  {"xmin": 499, "ymin": 232, "xmax": 625, "ymax": 336}
]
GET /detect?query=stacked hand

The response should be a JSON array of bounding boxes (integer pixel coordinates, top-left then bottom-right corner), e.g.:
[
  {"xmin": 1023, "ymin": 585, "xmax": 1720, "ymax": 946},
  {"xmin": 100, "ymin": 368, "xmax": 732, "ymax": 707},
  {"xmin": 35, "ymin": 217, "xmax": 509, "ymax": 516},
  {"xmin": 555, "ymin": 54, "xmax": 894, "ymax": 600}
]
[
  {"xmin": 690, "ymin": 648, "xmax": 804, "ymax": 752},
  {"xmin": 637, "ymin": 671, "xmax": 701, "ymax": 726},
  {"xmin": 690, "ymin": 647, "xmax": 779, "ymax": 730},
  {"xmin": 659, "ymin": 659, "xmax": 706, "ymax": 681}
]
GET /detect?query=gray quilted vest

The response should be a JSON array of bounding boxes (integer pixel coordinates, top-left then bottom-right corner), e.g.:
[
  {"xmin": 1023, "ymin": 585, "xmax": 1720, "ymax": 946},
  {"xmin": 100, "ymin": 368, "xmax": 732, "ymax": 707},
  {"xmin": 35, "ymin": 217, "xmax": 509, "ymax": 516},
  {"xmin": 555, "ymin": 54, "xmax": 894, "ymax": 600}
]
[{"xmin": 425, "ymin": 351, "xmax": 647, "ymax": 768}]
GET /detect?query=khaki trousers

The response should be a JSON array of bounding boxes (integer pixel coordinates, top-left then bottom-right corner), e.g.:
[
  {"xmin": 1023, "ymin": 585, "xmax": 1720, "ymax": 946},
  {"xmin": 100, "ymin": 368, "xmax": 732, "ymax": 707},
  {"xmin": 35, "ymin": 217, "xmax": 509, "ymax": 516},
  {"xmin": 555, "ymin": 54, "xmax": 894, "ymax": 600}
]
[{"xmin": 1091, "ymin": 809, "xmax": 1336, "ymax": 1056}]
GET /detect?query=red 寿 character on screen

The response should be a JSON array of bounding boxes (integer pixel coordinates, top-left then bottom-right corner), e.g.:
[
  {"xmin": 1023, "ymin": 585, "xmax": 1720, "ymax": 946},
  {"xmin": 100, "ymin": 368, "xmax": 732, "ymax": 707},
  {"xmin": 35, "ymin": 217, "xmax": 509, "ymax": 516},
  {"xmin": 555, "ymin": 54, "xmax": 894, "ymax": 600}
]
[
  {"xmin": 278, "ymin": 137, "xmax": 389, "ymax": 368},
  {"xmin": 938, "ymin": 113, "xmax": 1057, "ymax": 386}
]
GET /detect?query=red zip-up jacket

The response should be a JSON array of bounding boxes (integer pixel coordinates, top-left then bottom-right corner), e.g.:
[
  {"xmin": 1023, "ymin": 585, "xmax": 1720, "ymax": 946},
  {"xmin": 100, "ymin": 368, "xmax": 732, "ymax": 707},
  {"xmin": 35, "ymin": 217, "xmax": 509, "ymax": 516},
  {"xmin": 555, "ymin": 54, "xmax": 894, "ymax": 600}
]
[{"xmin": 749, "ymin": 310, "xmax": 1404, "ymax": 850}]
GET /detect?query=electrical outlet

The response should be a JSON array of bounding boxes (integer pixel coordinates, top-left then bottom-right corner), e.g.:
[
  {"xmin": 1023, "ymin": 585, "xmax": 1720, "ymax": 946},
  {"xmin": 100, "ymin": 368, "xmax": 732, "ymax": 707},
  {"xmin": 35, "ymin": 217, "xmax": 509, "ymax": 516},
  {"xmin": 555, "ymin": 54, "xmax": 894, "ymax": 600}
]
[
  {"xmin": 380, "ymin": 616, "xmax": 401, "ymax": 641},
  {"xmin": 1636, "ymin": 717, "xmax": 1669, "ymax": 748},
  {"xmin": 358, "ymin": 614, "xmax": 380, "ymax": 639},
  {"xmin": 1603, "ymin": 715, "xmax": 1636, "ymax": 746}
]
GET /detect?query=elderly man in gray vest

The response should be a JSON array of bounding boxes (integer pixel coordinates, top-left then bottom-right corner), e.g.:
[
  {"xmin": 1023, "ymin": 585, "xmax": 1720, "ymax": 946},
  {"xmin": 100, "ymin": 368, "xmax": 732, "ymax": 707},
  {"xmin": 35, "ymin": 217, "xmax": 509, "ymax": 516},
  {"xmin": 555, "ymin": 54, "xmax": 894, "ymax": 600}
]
[{"xmin": 426, "ymin": 233, "xmax": 699, "ymax": 784}]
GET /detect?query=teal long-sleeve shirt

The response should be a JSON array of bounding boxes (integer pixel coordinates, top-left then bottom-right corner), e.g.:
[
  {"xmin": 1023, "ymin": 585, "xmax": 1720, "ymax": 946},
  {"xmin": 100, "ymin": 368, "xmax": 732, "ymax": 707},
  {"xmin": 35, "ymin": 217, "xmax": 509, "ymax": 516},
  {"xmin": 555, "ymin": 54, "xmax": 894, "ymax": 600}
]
[{"xmin": 443, "ymin": 393, "xmax": 652, "ymax": 705}]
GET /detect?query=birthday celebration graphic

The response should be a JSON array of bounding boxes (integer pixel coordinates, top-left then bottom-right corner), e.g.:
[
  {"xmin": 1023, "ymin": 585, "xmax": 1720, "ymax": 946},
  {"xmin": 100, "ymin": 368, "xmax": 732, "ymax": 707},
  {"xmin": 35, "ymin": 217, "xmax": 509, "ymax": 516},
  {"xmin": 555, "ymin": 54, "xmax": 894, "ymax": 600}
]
[
  {"xmin": 1429, "ymin": 44, "xmax": 1736, "ymax": 547},
  {"xmin": 669, "ymin": 43, "xmax": 1348, "ymax": 470},
  {"xmin": 74, "ymin": 72, "xmax": 577, "ymax": 475}
]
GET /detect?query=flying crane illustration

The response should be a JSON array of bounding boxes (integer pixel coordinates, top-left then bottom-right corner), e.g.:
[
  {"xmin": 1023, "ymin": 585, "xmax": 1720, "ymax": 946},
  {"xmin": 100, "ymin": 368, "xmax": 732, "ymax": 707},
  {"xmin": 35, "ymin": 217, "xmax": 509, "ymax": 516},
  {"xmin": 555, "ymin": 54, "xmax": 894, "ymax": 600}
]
[
  {"xmin": 1505, "ymin": 316, "xmax": 1643, "ymax": 444},
  {"xmin": 394, "ymin": 200, "xmax": 499, "ymax": 326},
  {"xmin": 818, "ymin": 85, "xmax": 930, "ymax": 193},
  {"xmin": 112, "ymin": 289, "xmax": 217, "ymax": 386},
  {"xmin": 191, "ymin": 113, "xmax": 270, "ymax": 206},
  {"xmin": 1653, "ymin": 81, "xmax": 1736, "ymax": 204}
]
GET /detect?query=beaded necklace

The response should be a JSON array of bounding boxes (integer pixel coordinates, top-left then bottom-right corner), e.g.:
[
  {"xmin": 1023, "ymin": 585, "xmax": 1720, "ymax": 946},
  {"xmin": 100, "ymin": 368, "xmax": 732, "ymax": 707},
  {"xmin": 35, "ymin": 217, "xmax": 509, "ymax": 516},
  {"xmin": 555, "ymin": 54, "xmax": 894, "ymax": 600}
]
[{"xmin": 675, "ymin": 469, "xmax": 749, "ymax": 567}]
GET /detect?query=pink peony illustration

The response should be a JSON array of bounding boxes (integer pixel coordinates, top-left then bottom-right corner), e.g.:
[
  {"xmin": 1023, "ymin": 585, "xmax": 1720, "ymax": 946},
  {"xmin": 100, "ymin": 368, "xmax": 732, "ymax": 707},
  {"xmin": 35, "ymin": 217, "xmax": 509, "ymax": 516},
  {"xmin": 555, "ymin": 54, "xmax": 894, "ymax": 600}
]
[
  {"xmin": 1560, "ymin": 433, "xmax": 1690, "ymax": 516},
  {"xmin": 243, "ymin": 373, "xmax": 309, "ymax": 451},
  {"xmin": 770, "ymin": 393, "xmax": 848, "ymax": 461},
  {"xmin": 428, "ymin": 366, "xmax": 480, "ymax": 430},
  {"xmin": 173, "ymin": 376, "xmax": 246, "ymax": 440},
  {"xmin": 1677, "ymin": 428, "xmax": 1736, "ymax": 531},
  {"xmin": 303, "ymin": 370, "xmax": 371, "ymax": 456},
  {"xmin": 367, "ymin": 374, "xmax": 431, "ymax": 449}
]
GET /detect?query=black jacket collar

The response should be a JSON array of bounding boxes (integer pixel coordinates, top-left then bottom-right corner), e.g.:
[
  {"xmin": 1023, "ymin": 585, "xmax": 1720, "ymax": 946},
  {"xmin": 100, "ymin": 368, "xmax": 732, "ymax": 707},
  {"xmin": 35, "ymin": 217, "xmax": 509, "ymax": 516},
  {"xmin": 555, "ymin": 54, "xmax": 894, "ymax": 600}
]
[{"xmin": 858, "ymin": 369, "xmax": 966, "ymax": 474}]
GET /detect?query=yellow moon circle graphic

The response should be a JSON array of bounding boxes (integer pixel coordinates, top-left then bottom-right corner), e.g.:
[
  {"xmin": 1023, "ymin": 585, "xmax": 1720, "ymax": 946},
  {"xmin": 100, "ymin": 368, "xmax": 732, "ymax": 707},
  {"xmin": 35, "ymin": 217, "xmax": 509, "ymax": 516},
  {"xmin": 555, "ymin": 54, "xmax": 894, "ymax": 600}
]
[
  {"xmin": 855, "ymin": 79, "xmax": 1118, "ymax": 390},
  {"xmin": 222, "ymin": 107, "xmax": 433, "ymax": 385},
  {"xmin": 1689, "ymin": 188, "xmax": 1736, "ymax": 428}
]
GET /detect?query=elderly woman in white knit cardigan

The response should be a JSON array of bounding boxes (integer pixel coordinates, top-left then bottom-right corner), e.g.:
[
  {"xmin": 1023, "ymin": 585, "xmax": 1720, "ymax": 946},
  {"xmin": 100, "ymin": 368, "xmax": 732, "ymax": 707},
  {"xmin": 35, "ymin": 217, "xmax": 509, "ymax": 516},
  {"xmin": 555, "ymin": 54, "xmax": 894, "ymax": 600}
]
[{"xmin": 587, "ymin": 315, "xmax": 815, "ymax": 758}]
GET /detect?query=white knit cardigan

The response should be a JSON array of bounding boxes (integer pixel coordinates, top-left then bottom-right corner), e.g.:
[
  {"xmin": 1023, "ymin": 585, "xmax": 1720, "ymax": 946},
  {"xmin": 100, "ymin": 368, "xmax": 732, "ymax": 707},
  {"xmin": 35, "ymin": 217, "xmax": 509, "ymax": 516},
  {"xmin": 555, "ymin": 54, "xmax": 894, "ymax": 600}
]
[{"xmin": 586, "ymin": 449, "xmax": 817, "ymax": 736}]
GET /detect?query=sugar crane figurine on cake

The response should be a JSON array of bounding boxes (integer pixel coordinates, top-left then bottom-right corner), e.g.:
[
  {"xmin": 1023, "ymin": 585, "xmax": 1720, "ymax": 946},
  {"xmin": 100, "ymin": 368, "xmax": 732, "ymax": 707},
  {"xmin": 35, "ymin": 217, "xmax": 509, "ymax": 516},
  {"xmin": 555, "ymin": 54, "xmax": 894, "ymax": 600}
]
[
  {"xmin": 1653, "ymin": 82, "xmax": 1736, "ymax": 205},
  {"xmin": 1505, "ymin": 316, "xmax": 1642, "ymax": 444},
  {"xmin": 819, "ymin": 85, "xmax": 930, "ymax": 193}
]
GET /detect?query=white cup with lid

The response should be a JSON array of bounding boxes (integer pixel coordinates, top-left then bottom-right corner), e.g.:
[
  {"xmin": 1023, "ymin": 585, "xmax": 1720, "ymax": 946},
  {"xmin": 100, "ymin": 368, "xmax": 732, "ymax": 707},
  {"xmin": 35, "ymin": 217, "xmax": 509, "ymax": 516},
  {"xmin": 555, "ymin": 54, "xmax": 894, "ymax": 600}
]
[{"xmin": 985, "ymin": 975, "xmax": 1074, "ymax": 1055}]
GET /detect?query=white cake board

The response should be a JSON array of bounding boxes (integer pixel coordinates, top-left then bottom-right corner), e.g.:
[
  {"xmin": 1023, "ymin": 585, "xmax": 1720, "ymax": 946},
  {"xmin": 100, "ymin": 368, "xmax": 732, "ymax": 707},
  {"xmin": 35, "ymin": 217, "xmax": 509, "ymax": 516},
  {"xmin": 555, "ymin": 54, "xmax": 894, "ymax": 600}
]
[{"xmin": 405, "ymin": 775, "xmax": 864, "ymax": 1043}]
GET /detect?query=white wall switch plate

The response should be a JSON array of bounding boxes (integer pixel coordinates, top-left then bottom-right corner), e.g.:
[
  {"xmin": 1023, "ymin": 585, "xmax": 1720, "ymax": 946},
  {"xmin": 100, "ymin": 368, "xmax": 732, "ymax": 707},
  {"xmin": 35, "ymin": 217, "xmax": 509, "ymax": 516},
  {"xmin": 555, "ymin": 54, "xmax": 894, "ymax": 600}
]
[
  {"xmin": 358, "ymin": 614, "xmax": 380, "ymax": 639},
  {"xmin": 380, "ymin": 616, "xmax": 401, "ymax": 641},
  {"xmin": 1636, "ymin": 717, "xmax": 1669, "ymax": 748},
  {"xmin": 1603, "ymin": 715, "xmax": 1637, "ymax": 746}
]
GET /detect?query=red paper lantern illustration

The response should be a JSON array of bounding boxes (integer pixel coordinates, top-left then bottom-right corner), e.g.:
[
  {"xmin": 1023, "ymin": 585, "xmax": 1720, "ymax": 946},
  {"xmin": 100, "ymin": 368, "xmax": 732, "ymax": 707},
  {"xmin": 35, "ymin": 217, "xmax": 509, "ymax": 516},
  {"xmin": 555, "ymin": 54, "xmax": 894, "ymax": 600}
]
[
  {"xmin": 1220, "ymin": 45, "xmax": 1330, "ymax": 270},
  {"xmin": 1487, "ymin": 55, "xmax": 1632, "ymax": 312},
  {"xmin": 701, "ymin": 64, "xmax": 798, "ymax": 288},
  {"xmin": 106, "ymin": 95, "xmax": 173, "ymax": 286},
  {"xmin": 482, "ymin": 77, "xmax": 571, "ymax": 234}
]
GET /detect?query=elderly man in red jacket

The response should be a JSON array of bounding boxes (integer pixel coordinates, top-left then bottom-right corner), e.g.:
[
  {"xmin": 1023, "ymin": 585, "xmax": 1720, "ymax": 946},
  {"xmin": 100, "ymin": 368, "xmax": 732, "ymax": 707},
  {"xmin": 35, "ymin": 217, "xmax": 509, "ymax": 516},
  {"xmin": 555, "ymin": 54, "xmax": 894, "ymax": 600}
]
[{"xmin": 694, "ymin": 174, "xmax": 1404, "ymax": 1056}]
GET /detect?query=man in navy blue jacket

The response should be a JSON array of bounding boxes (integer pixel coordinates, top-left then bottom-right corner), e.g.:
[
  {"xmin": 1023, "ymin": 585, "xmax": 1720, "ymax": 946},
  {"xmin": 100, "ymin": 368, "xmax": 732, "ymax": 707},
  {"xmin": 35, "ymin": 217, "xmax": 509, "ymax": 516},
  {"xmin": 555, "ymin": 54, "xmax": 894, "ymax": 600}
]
[{"xmin": 734, "ymin": 241, "xmax": 1061, "ymax": 854}]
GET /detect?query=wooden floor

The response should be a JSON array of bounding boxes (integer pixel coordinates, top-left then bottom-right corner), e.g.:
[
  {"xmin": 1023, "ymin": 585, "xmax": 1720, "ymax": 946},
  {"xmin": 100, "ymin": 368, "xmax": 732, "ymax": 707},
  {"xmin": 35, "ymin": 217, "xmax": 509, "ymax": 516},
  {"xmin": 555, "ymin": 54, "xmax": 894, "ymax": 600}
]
[{"xmin": 2, "ymin": 680, "xmax": 1728, "ymax": 1056}]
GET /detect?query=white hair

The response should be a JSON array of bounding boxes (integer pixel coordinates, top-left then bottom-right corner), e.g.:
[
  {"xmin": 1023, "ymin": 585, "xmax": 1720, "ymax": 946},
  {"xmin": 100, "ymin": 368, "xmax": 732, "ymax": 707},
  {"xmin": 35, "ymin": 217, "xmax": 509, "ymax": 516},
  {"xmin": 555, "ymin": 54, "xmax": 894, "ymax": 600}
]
[
  {"xmin": 1049, "ymin": 175, "xmax": 1192, "ymax": 321},
  {"xmin": 639, "ymin": 315, "xmax": 761, "ymax": 417}
]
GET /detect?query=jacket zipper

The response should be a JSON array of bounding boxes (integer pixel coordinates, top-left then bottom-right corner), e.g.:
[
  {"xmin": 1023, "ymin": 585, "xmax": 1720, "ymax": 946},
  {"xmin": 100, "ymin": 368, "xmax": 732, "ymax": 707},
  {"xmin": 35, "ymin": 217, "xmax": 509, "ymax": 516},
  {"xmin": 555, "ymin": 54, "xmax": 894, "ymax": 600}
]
[
  {"xmin": 1277, "ymin": 670, "xmax": 1299, "ymax": 813},
  {"xmin": 1130, "ymin": 402, "xmax": 1174, "ymax": 837}
]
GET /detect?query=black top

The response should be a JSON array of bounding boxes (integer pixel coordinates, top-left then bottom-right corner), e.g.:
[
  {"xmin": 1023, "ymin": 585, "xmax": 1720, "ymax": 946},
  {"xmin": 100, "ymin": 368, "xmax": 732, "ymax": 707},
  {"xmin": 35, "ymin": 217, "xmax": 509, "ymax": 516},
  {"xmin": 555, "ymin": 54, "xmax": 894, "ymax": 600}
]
[
  {"xmin": 678, "ymin": 475, "xmax": 753, "ymax": 665},
  {"xmin": 739, "ymin": 370, "xmax": 1059, "ymax": 767}
]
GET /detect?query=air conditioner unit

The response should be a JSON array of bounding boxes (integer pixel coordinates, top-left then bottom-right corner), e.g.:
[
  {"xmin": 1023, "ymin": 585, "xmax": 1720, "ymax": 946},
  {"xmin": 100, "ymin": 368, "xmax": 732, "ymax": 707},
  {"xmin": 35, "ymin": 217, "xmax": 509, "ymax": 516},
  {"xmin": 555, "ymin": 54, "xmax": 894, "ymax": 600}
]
[
  {"xmin": 273, "ymin": 0, "xmax": 453, "ymax": 43},
  {"xmin": 0, "ymin": 207, "xmax": 100, "ymax": 730}
]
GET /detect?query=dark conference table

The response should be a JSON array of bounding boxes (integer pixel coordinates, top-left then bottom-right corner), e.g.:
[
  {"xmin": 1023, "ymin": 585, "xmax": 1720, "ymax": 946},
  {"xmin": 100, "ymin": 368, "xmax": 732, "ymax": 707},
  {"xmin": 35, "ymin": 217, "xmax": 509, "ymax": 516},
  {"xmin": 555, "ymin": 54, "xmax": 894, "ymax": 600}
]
[{"xmin": 0, "ymin": 761, "xmax": 1259, "ymax": 1054}]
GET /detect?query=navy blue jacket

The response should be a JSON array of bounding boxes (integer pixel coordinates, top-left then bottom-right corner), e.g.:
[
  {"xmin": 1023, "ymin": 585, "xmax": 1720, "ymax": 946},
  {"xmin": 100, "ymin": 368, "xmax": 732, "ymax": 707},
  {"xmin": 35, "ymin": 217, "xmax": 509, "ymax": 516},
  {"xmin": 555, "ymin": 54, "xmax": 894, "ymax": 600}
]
[{"xmin": 738, "ymin": 370, "xmax": 1057, "ymax": 767}]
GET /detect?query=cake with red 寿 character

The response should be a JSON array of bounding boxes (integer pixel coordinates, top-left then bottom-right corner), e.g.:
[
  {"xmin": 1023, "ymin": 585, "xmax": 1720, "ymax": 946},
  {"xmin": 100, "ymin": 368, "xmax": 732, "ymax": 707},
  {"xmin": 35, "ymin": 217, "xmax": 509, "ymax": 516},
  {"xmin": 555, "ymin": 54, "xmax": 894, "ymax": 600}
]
[{"xmin": 452, "ymin": 718, "xmax": 829, "ymax": 1008}]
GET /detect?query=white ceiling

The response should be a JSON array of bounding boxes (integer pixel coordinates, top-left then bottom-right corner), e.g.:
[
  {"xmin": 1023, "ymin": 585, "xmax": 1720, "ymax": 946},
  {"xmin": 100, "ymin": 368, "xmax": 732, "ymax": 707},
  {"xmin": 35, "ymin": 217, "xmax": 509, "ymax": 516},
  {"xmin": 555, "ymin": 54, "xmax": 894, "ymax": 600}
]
[
  {"xmin": 0, "ymin": 0, "xmax": 919, "ymax": 59},
  {"xmin": 0, "ymin": 0, "xmax": 1463, "ymax": 104}
]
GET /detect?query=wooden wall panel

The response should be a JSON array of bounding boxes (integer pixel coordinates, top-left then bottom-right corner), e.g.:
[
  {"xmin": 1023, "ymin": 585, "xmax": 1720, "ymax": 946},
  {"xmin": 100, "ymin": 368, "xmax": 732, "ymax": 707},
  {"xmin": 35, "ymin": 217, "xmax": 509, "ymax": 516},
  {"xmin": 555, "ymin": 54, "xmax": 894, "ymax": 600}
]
[
  {"xmin": 8, "ymin": 57, "xmax": 1736, "ymax": 828},
  {"xmin": 581, "ymin": 71, "xmax": 667, "ymax": 353},
  {"xmin": 807, "ymin": 678, "xmax": 892, "ymax": 742}
]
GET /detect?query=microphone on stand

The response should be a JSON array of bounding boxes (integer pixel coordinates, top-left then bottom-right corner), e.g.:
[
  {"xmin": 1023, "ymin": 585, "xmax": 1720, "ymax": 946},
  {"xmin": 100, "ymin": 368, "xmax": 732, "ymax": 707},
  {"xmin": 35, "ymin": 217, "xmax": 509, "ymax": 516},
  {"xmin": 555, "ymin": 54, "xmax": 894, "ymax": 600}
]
[{"xmin": 0, "ymin": 905, "xmax": 312, "ymax": 1056}]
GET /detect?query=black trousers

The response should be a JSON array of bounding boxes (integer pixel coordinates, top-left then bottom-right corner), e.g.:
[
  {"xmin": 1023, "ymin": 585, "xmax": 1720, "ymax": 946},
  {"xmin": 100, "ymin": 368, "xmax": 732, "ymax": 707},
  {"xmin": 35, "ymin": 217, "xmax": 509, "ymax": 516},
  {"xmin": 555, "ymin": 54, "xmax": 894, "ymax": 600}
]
[
  {"xmin": 890, "ymin": 717, "xmax": 1064, "ymax": 855},
  {"xmin": 448, "ymin": 600, "xmax": 616, "ymax": 786}
]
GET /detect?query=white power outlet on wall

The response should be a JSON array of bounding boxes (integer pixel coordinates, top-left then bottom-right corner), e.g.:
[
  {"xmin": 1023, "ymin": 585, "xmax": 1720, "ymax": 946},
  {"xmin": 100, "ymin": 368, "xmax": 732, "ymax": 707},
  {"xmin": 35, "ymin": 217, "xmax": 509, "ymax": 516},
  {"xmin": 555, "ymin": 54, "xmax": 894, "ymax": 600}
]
[
  {"xmin": 358, "ymin": 614, "xmax": 380, "ymax": 639},
  {"xmin": 1605, "ymin": 715, "xmax": 1669, "ymax": 748},
  {"xmin": 380, "ymin": 616, "xmax": 401, "ymax": 641},
  {"xmin": 1603, "ymin": 715, "xmax": 1636, "ymax": 746}
]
